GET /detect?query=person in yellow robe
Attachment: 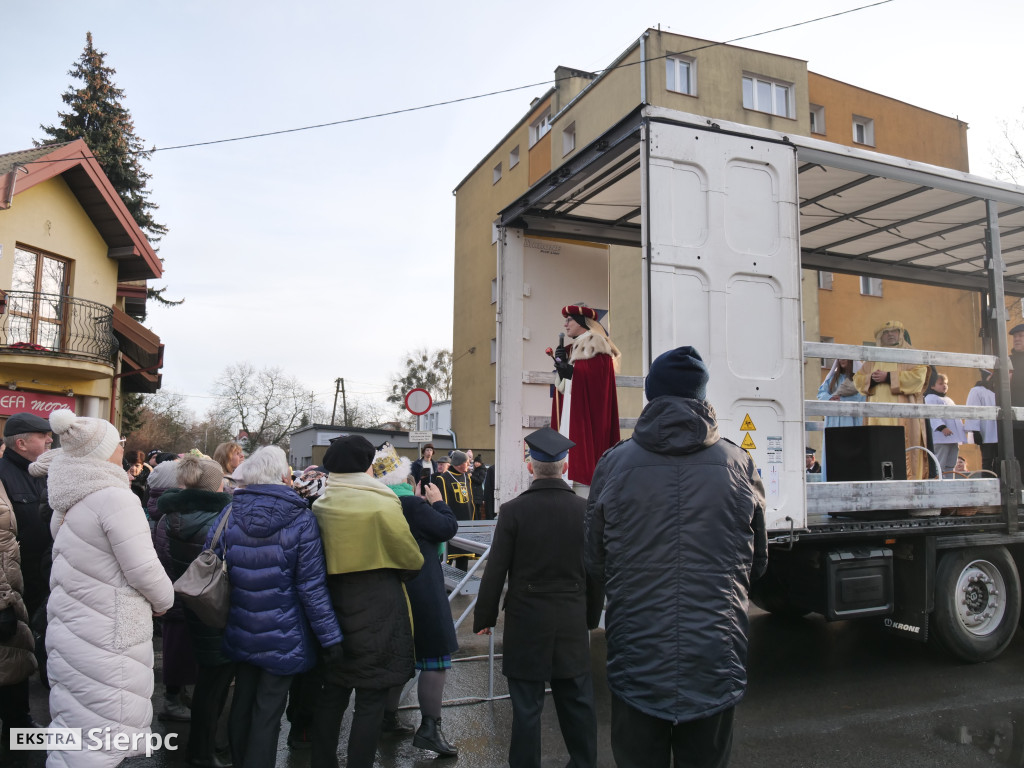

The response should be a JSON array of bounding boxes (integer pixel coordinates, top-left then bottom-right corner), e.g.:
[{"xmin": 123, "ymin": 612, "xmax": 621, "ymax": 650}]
[{"xmin": 854, "ymin": 320, "xmax": 931, "ymax": 480}]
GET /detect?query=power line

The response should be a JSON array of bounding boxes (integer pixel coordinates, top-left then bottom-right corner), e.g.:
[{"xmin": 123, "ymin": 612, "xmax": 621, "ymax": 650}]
[{"xmin": 21, "ymin": 1, "xmax": 893, "ymax": 164}]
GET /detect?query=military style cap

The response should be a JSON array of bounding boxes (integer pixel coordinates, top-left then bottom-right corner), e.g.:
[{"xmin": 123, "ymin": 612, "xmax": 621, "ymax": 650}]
[
  {"xmin": 806, "ymin": 446, "xmax": 816, "ymax": 456},
  {"xmin": 1010, "ymin": 324, "xmax": 1024, "ymax": 336},
  {"xmin": 4, "ymin": 412, "xmax": 52, "ymax": 437},
  {"xmin": 525, "ymin": 427, "xmax": 575, "ymax": 462}
]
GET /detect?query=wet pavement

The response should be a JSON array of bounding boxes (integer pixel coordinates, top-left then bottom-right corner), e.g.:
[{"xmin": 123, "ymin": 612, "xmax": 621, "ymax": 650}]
[{"xmin": 17, "ymin": 595, "xmax": 1024, "ymax": 766}]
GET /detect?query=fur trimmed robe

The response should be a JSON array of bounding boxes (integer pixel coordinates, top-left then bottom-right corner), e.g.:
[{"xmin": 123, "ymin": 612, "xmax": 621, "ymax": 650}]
[
  {"xmin": 551, "ymin": 331, "xmax": 621, "ymax": 485},
  {"xmin": 46, "ymin": 455, "xmax": 174, "ymax": 767}
]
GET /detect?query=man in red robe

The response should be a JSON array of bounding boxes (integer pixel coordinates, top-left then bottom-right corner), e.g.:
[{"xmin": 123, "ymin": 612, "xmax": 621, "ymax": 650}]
[{"xmin": 551, "ymin": 304, "xmax": 621, "ymax": 487}]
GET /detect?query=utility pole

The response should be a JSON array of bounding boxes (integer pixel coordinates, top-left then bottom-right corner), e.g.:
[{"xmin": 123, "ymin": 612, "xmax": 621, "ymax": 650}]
[
  {"xmin": 331, "ymin": 378, "xmax": 351, "ymax": 426},
  {"xmin": 332, "ymin": 378, "xmax": 341, "ymax": 426}
]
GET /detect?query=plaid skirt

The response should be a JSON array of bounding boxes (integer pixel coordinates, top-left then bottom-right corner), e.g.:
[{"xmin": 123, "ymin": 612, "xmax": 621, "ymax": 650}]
[{"xmin": 415, "ymin": 655, "xmax": 452, "ymax": 671}]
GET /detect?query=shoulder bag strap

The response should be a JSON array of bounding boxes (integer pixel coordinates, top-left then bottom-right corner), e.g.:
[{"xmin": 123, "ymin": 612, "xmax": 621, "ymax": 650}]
[{"xmin": 209, "ymin": 504, "xmax": 232, "ymax": 549}]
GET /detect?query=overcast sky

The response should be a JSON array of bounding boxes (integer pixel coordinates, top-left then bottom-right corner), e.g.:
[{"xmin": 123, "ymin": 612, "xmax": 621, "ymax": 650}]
[{"xmin": 1, "ymin": 0, "xmax": 1020, "ymax": 421}]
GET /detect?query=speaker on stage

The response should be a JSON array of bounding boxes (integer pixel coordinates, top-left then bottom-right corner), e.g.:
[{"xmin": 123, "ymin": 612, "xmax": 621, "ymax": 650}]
[{"xmin": 825, "ymin": 425, "xmax": 906, "ymax": 481}]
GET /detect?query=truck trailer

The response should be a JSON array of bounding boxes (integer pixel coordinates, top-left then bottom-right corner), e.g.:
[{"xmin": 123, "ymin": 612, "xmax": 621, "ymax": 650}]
[{"xmin": 490, "ymin": 104, "xmax": 1024, "ymax": 663}]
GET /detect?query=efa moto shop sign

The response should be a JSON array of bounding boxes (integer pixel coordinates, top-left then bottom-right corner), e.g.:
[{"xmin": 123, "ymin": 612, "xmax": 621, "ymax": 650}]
[{"xmin": 0, "ymin": 392, "xmax": 75, "ymax": 418}]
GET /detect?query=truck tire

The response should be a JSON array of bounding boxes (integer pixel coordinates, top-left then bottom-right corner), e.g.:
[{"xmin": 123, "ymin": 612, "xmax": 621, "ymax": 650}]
[
  {"xmin": 932, "ymin": 546, "xmax": 1021, "ymax": 663},
  {"xmin": 750, "ymin": 567, "xmax": 809, "ymax": 618}
]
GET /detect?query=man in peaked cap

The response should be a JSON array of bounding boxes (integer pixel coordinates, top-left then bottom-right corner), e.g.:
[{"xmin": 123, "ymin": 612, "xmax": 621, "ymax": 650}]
[
  {"xmin": 474, "ymin": 427, "xmax": 604, "ymax": 768},
  {"xmin": 586, "ymin": 347, "xmax": 766, "ymax": 768},
  {"xmin": 853, "ymin": 320, "xmax": 930, "ymax": 480},
  {"xmin": 550, "ymin": 303, "xmax": 621, "ymax": 491}
]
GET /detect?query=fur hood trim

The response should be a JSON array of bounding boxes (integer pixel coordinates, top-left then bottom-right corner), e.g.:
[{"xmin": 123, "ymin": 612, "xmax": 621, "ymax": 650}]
[
  {"xmin": 47, "ymin": 453, "xmax": 132, "ymax": 517},
  {"xmin": 569, "ymin": 331, "xmax": 621, "ymax": 364}
]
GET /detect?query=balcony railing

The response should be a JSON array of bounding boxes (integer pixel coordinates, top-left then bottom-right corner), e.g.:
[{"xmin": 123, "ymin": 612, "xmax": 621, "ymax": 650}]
[{"xmin": 0, "ymin": 291, "xmax": 117, "ymax": 364}]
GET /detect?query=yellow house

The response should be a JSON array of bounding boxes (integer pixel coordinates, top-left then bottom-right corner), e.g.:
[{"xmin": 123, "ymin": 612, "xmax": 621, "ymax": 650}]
[
  {"xmin": 453, "ymin": 29, "xmax": 976, "ymax": 452},
  {"xmin": 0, "ymin": 140, "xmax": 164, "ymax": 430}
]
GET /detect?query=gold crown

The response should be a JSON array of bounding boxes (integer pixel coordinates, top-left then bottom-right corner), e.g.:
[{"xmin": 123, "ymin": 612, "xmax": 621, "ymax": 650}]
[{"xmin": 372, "ymin": 444, "xmax": 401, "ymax": 479}]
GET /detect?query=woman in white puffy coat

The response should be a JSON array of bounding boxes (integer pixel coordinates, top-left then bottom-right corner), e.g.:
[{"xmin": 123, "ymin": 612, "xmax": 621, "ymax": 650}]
[{"xmin": 45, "ymin": 410, "xmax": 174, "ymax": 767}]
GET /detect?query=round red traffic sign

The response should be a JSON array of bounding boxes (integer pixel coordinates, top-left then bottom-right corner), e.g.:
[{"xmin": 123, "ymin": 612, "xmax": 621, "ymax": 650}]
[{"xmin": 404, "ymin": 388, "xmax": 433, "ymax": 416}]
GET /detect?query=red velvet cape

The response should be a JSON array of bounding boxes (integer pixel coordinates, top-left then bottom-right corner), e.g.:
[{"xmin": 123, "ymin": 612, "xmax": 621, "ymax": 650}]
[{"xmin": 551, "ymin": 351, "xmax": 620, "ymax": 485}]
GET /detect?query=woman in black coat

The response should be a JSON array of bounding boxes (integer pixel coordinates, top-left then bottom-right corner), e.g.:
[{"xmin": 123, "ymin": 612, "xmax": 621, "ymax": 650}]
[
  {"xmin": 155, "ymin": 455, "xmax": 233, "ymax": 767},
  {"xmin": 380, "ymin": 474, "xmax": 460, "ymax": 757}
]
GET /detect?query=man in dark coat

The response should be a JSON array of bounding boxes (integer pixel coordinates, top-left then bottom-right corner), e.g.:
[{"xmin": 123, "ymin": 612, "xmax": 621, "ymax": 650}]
[
  {"xmin": 586, "ymin": 346, "xmax": 767, "ymax": 768},
  {"xmin": 474, "ymin": 427, "xmax": 604, "ymax": 768},
  {"xmin": 0, "ymin": 413, "xmax": 53, "ymax": 619}
]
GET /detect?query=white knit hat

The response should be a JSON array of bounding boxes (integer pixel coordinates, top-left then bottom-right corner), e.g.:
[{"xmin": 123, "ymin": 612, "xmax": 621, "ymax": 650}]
[{"xmin": 49, "ymin": 409, "xmax": 120, "ymax": 460}]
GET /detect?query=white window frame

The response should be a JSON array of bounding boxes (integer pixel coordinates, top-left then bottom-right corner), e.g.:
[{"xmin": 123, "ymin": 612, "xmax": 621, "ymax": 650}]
[
  {"xmin": 529, "ymin": 109, "xmax": 551, "ymax": 147},
  {"xmin": 490, "ymin": 338, "xmax": 497, "ymax": 364},
  {"xmin": 853, "ymin": 115, "xmax": 875, "ymax": 146},
  {"xmin": 562, "ymin": 122, "xmax": 576, "ymax": 156},
  {"xmin": 509, "ymin": 145, "xmax": 520, "ymax": 169},
  {"xmin": 489, "ymin": 400, "xmax": 496, "ymax": 426},
  {"xmin": 860, "ymin": 276, "xmax": 883, "ymax": 297},
  {"xmin": 493, "ymin": 162, "xmax": 502, "ymax": 184},
  {"xmin": 491, "ymin": 278, "xmax": 498, "ymax": 304},
  {"xmin": 810, "ymin": 104, "xmax": 826, "ymax": 134},
  {"xmin": 666, "ymin": 56, "xmax": 696, "ymax": 96},
  {"xmin": 742, "ymin": 74, "xmax": 793, "ymax": 118},
  {"xmin": 818, "ymin": 270, "xmax": 833, "ymax": 290}
]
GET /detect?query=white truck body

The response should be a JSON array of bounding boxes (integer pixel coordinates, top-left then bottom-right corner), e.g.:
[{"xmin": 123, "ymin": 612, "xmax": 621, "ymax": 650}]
[{"xmin": 493, "ymin": 105, "xmax": 1024, "ymax": 662}]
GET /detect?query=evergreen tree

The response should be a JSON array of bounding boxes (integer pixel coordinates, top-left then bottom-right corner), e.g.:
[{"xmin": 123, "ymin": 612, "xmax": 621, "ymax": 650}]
[{"xmin": 38, "ymin": 32, "xmax": 167, "ymax": 243}]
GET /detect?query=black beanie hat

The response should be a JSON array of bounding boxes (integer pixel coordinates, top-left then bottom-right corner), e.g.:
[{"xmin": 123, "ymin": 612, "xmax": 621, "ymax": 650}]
[
  {"xmin": 322, "ymin": 435, "xmax": 375, "ymax": 474},
  {"xmin": 645, "ymin": 346, "xmax": 709, "ymax": 401}
]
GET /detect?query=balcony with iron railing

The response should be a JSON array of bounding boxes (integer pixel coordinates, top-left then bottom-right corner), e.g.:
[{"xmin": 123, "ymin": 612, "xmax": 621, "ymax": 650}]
[{"xmin": 0, "ymin": 291, "xmax": 117, "ymax": 365}]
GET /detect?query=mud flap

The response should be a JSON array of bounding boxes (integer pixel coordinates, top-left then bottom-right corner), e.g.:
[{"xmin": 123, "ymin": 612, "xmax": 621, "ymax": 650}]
[{"xmin": 885, "ymin": 537, "xmax": 936, "ymax": 642}]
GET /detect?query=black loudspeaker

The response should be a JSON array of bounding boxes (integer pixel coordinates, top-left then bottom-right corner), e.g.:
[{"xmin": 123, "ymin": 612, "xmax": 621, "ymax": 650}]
[{"xmin": 825, "ymin": 426, "xmax": 906, "ymax": 481}]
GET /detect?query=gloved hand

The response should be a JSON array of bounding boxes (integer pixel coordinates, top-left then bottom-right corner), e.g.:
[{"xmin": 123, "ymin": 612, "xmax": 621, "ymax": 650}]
[
  {"xmin": 972, "ymin": 431, "xmax": 984, "ymax": 446},
  {"xmin": 553, "ymin": 357, "xmax": 573, "ymax": 381},
  {"xmin": 322, "ymin": 643, "xmax": 344, "ymax": 670}
]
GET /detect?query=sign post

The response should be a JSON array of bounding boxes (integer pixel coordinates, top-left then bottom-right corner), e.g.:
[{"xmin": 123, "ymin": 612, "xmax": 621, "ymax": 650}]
[{"xmin": 405, "ymin": 389, "xmax": 434, "ymax": 448}]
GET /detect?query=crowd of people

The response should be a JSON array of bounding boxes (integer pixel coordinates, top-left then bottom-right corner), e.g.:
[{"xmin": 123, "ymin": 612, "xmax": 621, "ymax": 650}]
[
  {"xmin": 0, "ymin": 408, "xmax": 490, "ymax": 767},
  {"xmin": 7, "ymin": 313, "xmax": 1018, "ymax": 768}
]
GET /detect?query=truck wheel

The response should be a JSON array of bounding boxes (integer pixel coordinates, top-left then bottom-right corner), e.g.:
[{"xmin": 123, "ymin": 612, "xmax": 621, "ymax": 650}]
[
  {"xmin": 933, "ymin": 546, "xmax": 1021, "ymax": 663},
  {"xmin": 750, "ymin": 568, "xmax": 809, "ymax": 618}
]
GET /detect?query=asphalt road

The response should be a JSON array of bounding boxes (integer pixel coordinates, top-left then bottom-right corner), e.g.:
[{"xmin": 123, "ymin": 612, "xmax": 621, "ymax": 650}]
[{"xmin": 17, "ymin": 599, "xmax": 1024, "ymax": 767}]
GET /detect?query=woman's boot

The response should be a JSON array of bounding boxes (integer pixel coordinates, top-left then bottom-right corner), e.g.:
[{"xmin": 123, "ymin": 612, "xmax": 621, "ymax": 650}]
[{"xmin": 413, "ymin": 716, "xmax": 458, "ymax": 757}]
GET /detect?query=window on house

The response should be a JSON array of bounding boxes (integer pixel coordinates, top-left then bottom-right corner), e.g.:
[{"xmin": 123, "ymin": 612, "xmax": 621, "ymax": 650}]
[
  {"xmin": 509, "ymin": 145, "xmax": 520, "ymax": 169},
  {"xmin": 810, "ymin": 104, "xmax": 826, "ymax": 134},
  {"xmin": 666, "ymin": 56, "xmax": 696, "ymax": 96},
  {"xmin": 820, "ymin": 336, "xmax": 834, "ymax": 368},
  {"xmin": 562, "ymin": 122, "xmax": 576, "ymax": 156},
  {"xmin": 853, "ymin": 116, "xmax": 875, "ymax": 146},
  {"xmin": 529, "ymin": 109, "xmax": 551, "ymax": 147},
  {"xmin": 491, "ymin": 278, "xmax": 498, "ymax": 304},
  {"xmin": 493, "ymin": 162, "xmax": 502, "ymax": 184},
  {"xmin": 489, "ymin": 400, "xmax": 496, "ymax": 426},
  {"xmin": 490, "ymin": 338, "xmax": 497, "ymax": 364},
  {"xmin": 860, "ymin": 276, "xmax": 882, "ymax": 296},
  {"xmin": 742, "ymin": 75, "xmax": 793, "ymax": 117},
  {"xmin": 10, "ymin": 246, "xmax": 69, "ymax": 350},
  {"xmin": 818, "ymin": 271, "xmax": 833, "ymax": 290}
]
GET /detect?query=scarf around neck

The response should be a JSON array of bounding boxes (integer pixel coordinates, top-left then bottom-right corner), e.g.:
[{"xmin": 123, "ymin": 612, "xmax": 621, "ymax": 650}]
[{"xmin": 48, "ymin": 453, "xmax": 132, "ymax": 517}]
